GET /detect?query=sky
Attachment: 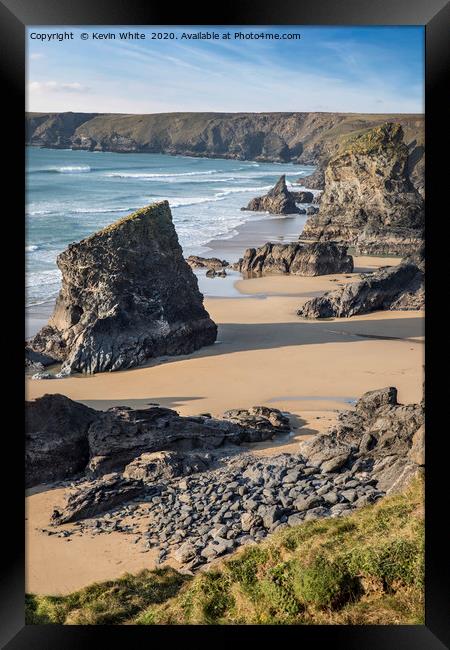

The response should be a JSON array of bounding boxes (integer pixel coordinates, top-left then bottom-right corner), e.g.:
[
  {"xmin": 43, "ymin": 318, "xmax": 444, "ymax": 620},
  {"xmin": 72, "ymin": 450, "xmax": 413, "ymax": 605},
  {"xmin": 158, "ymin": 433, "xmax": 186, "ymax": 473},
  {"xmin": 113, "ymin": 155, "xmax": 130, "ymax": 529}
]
[{"xmin": 26, "ymin": 26, "xmax": 424, "ymax": 114}]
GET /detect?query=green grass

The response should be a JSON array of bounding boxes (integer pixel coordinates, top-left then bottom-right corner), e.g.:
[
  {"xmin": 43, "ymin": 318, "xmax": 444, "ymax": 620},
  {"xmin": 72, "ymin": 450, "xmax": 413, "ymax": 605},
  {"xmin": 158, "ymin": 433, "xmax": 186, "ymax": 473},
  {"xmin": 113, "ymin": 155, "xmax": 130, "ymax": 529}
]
[{"xmin": 26, "ymin": 478, "xmax": 424, "ymax": 626}]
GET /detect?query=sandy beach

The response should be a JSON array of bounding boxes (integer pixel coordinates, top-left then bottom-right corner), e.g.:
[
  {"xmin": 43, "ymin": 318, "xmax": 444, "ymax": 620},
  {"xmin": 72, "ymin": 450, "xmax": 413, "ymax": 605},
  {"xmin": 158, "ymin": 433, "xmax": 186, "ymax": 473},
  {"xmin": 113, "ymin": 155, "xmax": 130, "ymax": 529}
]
[{"xmin": 25, "ymin": 214, "xmax": 424, "ymax": 595}]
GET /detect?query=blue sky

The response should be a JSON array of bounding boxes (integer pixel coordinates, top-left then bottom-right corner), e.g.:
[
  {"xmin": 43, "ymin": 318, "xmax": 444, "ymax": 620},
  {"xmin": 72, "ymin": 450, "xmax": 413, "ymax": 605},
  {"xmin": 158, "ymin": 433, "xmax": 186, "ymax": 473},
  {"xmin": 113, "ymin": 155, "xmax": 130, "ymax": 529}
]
[{"xmin": 27, "ymin": 26, "xmax": 424, "ymax": 114}]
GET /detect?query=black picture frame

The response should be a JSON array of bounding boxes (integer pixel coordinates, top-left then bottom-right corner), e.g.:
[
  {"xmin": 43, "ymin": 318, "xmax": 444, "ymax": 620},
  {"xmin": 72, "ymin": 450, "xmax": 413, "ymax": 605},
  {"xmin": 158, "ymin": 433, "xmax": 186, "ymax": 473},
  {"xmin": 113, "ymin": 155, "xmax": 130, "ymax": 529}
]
[{"xmin": 2, "ymin": 0, "xmax": 449, "ymax": 646}]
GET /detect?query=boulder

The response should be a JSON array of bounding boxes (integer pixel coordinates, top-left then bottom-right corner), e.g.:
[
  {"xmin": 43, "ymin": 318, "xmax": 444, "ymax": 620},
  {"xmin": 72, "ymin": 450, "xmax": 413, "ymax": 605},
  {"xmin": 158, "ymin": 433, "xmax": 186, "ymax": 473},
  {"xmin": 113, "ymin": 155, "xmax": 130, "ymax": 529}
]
[
  {"xmin": 301, "ymin": 123, "xmax": 424, "ymax": 255},
  {"xmin": 185, "ymin": 256, "xmax": 229, "ymax": 270},
  {"xmin": 298, "ymin": 253, "xmax": 424, "ymax": 318},
  {"xmin": 123, "ymin": 450, "xmax": 210, "ymax": 482},
  {"xmin": 233, "ymin": 241, "xmax": 353, "ymax": 277},
  {"xmin": 25, "ymin": 394, "xmax": 98, "ymax": 488},
  {"xmin": 51, "ymin": 474, "xmax": 150, "ymax": 524},
  {"xmin": 28, "ymin": 202, "xmax": 217, "ymax": 374},
  {"xmin": 241, "ymin": 175, "xmax": 301, "ymax": 215}
]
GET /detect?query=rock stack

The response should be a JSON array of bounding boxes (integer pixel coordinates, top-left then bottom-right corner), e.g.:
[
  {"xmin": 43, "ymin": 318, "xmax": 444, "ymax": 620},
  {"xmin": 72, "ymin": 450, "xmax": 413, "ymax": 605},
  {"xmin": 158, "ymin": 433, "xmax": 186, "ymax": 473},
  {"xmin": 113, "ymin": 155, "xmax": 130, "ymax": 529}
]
[
  {"xmin": 301, "ymin": 123, "xmax": 424, "ymax": 255},
  {"xmin": 29, "ymin": 202, "xmax": 217, "ymax": 374},
  {"xmin": 241, "ymin": 175, "xmax": 307, "ymax": 215}
]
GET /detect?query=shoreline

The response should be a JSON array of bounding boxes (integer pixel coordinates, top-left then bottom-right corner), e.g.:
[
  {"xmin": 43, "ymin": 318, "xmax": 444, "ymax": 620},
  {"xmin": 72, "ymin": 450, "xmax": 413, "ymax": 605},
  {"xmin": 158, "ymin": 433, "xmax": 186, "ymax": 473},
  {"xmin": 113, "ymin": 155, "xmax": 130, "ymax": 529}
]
[
  {"xmin": 25, "ymin": 212, "xmax": 424, "ymax": 596},
  {"xmin": 26, "ymin": 210, "xmax": 308, "ymax": 337}
]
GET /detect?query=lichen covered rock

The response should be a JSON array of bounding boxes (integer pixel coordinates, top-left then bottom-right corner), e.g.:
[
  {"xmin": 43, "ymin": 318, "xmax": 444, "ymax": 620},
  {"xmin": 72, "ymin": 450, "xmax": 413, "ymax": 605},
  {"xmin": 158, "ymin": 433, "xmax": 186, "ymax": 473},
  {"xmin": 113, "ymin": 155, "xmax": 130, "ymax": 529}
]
[{"xmin": 302, "ymin": 123, "xmax": 424, "ymax": 255}]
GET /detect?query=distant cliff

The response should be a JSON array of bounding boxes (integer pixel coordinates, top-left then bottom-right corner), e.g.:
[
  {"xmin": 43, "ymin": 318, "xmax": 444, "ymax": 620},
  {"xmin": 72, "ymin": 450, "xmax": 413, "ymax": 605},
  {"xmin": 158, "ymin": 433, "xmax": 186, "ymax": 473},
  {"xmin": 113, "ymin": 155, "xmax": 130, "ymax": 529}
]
[{"xmin": 25, "ymin": 111, "xmax": 424, "ymax": 174}]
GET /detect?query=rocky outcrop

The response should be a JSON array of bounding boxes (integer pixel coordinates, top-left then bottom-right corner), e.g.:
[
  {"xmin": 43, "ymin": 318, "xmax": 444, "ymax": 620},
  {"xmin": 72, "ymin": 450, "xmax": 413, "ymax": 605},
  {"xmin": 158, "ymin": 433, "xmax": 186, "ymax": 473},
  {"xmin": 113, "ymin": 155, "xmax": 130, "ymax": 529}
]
[
  {"xmin": 299, "ymin": 387, "xmax": 424, "ymax": 494},
  {"xmin": 298, "ymin": 168, "xmax": 325, "ymax": 190},
  {"xmin": 298, "ymin": 250, "xmax": 424, "ymax": 318},
  {"xmin": 233, "ymin": 241, "xmax": 353, "ymax": 277},
  {"xmin": 25, "ymin": 394, "xmax": 97, "ymax": 488},
  {"xmin": 42, "ymin": 387, "xmax": 424, "ymax": 569},
  {"xmin": 242, "ymin": 175, "xmax": 303, "ymax": 215},
  {"xmin": 26, "ymin": 112, "xmax": 423, "ymax": 181},
  {"xmin": 28, "ymin": 202, "xmax": 217, "ymax": 374},
  {"xmin": 301, "ymin": 123, "xmax": 424, "ymax": 255},
  {"xmin": 87, "ymin": 404, "xmax": 290, "ymax": 476},
  {"xmin": 185, "ymin": 256, "xmax": 229, "ymax": 271},
  {"xmin": 25, "ymin": 393, "xmax": 291, "ymax": 487},
  {"xmin": 51, "ymin": 474, "xmax": 150, "ymax": 524},
  {"xmin": 123, "ymin": 450, "xmax": 211, "ymax": 482}
]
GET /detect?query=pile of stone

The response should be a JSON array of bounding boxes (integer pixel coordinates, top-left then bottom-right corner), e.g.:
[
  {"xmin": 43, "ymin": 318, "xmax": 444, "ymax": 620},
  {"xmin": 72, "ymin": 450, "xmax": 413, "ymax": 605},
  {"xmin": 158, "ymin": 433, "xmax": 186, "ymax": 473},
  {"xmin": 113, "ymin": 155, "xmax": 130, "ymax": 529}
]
[{"xmin": 44, "ymin": 387, "xmax": 424, "ymax": 572}]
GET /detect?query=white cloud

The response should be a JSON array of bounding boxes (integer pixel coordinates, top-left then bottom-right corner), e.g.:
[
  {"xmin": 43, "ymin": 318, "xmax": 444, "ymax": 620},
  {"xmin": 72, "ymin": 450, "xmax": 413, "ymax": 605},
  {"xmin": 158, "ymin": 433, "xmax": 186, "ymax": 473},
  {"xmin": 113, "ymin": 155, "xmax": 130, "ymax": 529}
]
[
  {"xmin": 30, "ymin": 53, "xmax": 45, "ymax": 60},
  {"xmin": 29, "ymin": 81, "xmax": 90, "ymax": 93}
]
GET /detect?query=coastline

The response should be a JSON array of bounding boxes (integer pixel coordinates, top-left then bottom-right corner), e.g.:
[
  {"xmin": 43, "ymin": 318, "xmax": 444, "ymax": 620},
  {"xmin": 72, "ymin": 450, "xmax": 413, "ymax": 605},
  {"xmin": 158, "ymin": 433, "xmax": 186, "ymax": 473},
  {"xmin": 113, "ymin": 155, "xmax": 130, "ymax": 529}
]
[{"xmin": 25, "ymin": 209, "xmax": 424, "ymax": 596}]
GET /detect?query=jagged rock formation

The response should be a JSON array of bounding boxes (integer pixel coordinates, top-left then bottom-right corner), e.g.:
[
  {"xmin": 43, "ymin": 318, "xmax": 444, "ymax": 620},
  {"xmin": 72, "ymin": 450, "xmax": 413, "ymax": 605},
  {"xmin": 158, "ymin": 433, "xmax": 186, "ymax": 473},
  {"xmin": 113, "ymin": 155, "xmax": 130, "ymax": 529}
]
[
  {"xmin": 26, "ymin": 112, "xmax": 423, "ymax": 178},
  {"xmin": 299, "ymin": 387, "xmax": 424, "ymax": 494},
  {"xmin": 185, "ymin": 256, "xmax": 229, "ymax": 270},
  {"xmin": 28, "ymin": 202, "xmax": 217, "ymax": 374},
  {"xmin": 298, "ymin": 249, "xmax": 424, "ymax": 318},
  {"xmin": 242, "ymin": 175, "xmax": 303, "ymax": 215},
  {"xmin": 51, "ymin": 475, "xmax": 150, "ymax": 524},
  {"xmin": 25, "ymin": 393, "xmax": 291, "ymax": 487},
  {"xmin": 25, "ymin": 394, "xmax": 98, "ymax": 488},
  {"xmin": 301, "ymin": 124, "xmax": 424, "ymax": 255},
  {"xmin": 87, "ymin": 404, "xmax": 290, "ymax": 476},
  {"xmin": 46, "ymin": 387, "xmax": 424, "ymax": 568},
  {"xmin": 233, "ymin": 241, "xmax": 353, "ymax": 277},
  {"xmin": 123, "ymin": 451, "xmax": 210, "ymax": 482}
]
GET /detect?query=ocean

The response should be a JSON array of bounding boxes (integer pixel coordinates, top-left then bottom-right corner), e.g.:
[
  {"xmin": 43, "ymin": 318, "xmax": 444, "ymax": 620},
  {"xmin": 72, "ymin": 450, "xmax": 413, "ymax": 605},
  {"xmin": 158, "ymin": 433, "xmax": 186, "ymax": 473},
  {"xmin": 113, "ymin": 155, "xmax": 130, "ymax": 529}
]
[{"xmin": 26, "ymin": 147, "xmax": 314, "ymax": 309}]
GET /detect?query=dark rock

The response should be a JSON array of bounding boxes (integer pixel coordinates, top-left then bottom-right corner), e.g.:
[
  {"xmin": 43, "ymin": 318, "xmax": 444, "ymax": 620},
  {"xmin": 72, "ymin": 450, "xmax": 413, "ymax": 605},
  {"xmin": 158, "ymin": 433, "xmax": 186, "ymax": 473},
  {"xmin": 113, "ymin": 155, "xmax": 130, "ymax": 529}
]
[
  {"xmin": 291, "ymin": 190, "xmax": 314, "ymax": 203},
  {"xmin": 242, "ymin": 175, "xmax": 302, "ymax": 215},
  {"xmin": 51, "ymin": 474, "xmax": 149, "ymax": 524},
  {"xmin": 25, "ymin": 347, "xmax": 57, "ymax": 371},
  {"xmin": 302, "ymin": 123, "xmax": 424, "ymax": 255},
  {"xmin": 233, "ymin": 241, "xmax": 353, "ymax": 277},
  {"xmin": 299, "ymin": 386, "xmax": 424, "ymax": 494},
  {"xmin": 88, "ymin": 404, "xmax": 290, "ymax": 476},
  {"xmin": 298, "ymin": 254, "xmax": 424, "ymax": 318},
  {"xmin": 222, "ymin": 406, "xmax": 290, "ymax": 441},
  {"xmin": 25, "ymin": 394, "xmax": 97, "ymax": 488},
  {"xmin": 29, "ymin": 202, "xmax": 217, "ymax": 374},
  {"xmin": 123, "ymin": 450, "xmax": 210, "ymax": 482},
  {"xmin": 185, "ymin": 256, "xmax": 229, "ymax": 270}
]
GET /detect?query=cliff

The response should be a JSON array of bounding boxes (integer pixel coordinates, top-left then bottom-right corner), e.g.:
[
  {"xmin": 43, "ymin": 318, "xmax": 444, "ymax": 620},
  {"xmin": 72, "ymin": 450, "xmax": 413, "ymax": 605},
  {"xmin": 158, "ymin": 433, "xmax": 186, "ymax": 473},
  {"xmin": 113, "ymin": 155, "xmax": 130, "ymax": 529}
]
[
  {"xmin": 29, "ymin": 201, "xmax": 217, "ymax": 373},
  {"xmin": 301, "ymin": 123, "xmax": 424, "ymax": 255},
  {"xmin": 25, "ymin": 111, "xmax": 424, "ymax": 173}
]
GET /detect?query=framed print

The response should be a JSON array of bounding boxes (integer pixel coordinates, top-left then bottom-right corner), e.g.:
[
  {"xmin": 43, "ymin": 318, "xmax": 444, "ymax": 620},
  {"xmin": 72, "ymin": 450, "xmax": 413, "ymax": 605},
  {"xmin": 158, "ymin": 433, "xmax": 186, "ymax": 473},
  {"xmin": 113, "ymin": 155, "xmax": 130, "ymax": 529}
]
[{"xmin": 1, "ymin": 0, "xmax": 449, "ymax": 646}]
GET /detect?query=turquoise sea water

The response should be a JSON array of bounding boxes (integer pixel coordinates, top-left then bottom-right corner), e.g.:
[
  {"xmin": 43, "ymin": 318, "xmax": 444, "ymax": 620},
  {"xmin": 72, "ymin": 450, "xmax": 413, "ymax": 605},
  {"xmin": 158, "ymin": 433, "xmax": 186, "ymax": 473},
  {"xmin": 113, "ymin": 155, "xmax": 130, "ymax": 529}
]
[{"xmin": 26, "ymin": 147, "xmax": 314, "ymax": 308}]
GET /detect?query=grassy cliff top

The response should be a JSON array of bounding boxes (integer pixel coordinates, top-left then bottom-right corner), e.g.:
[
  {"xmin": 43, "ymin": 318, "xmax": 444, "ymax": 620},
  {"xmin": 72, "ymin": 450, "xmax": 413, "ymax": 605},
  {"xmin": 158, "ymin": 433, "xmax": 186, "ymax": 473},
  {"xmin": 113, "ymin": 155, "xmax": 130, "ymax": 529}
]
[
  {"xmin": 26, "ymin": 478, "xmax": 423, "ymax": 626},
  {"xmin": 338, "ymin": 122, "xmax": 405, "ymax": 157},
  {"xmin": 96, "ymin": 201, "xmax": 171, "ymax": 237}
]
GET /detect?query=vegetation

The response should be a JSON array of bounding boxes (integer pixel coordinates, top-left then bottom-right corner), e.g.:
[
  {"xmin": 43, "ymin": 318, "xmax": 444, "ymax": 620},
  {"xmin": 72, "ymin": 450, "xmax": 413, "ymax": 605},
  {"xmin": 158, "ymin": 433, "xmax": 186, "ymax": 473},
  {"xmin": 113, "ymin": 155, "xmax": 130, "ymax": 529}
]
[
  {"xmin": 26, "ymin": 478, "xmax": 424, "ymax": 626},
  {"xmin": 339, "ymin": 123, "xmax": 405, "ymax": 157}
]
